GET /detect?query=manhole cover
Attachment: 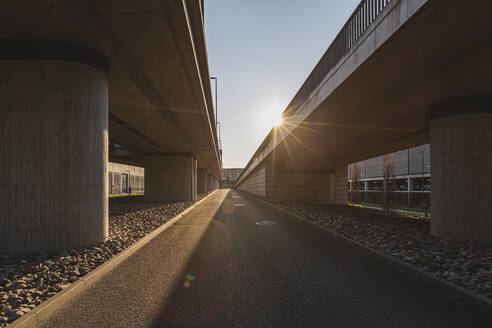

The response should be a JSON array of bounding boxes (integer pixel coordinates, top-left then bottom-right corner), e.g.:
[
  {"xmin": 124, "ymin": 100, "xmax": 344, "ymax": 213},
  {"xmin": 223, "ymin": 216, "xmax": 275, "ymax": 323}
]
[{"xmin": 255, "ymin": 220, "xmax": 276, "ymax": 226}]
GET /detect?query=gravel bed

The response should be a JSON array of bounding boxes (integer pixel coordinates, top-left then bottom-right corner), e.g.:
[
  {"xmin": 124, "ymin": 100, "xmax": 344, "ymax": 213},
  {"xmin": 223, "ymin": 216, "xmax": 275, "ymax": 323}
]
[
  {"xmin": 0, "ymin": 194, "xmax": 206, "ymax": 326},
  {"xmin": 275, "ymin": 202, "xmax": 492, "ymax": 301}
]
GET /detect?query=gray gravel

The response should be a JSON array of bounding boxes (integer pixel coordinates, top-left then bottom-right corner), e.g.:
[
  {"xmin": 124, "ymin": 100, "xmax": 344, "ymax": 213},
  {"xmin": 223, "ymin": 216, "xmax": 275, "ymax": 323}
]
[
  {"xmin": 274, "ymin": 202, "xmax": 492, "ymax": 301},
  {"xmin": 0, "ymin": 195, "xmax": 206, "ymax": 327}
]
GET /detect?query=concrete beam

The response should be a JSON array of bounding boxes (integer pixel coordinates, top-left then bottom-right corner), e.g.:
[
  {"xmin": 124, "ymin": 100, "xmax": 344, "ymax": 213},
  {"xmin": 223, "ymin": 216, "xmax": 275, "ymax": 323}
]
[{"xmin": 0, "ymin": 51, "xmax": 108, "ymax": 254}]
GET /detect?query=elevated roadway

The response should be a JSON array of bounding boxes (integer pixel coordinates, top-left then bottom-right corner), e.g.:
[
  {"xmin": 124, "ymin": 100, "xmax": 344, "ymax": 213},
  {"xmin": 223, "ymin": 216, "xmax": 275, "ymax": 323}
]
[
  {"xmin": 235, "ymin": 0, "xmax": 492, "ymax": 242},
  {"xmin": 0, "ymin": 1, "xmax": 221, "ymax": 253}
]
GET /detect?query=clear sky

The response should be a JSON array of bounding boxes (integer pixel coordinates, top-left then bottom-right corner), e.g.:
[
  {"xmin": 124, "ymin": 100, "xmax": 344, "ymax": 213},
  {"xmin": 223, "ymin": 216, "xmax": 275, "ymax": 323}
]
[{"xmin": 204, "ymin": 0, "xmax": 360, "ymax": 168}]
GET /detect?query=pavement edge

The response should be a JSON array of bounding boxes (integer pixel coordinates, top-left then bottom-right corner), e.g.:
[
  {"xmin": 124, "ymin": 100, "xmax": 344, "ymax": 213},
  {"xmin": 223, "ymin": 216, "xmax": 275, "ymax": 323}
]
[
  {"xmin": 239, "ymin": 191, "xmax": 492, "ymax": 312},
  {"xmin": 8, "ymin": 190, "xmax": 218, "ymax": 328}
]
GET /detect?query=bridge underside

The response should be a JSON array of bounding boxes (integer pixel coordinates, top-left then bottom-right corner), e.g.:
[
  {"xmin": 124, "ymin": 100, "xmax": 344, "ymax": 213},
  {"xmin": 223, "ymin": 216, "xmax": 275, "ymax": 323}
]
[
  {"xmin": 0, "ymin": 1, "xmax": 220, "ymax": 254},
  {"xmin": 237, "ymin": 0, "xmax": 492, "ymax": 242}
]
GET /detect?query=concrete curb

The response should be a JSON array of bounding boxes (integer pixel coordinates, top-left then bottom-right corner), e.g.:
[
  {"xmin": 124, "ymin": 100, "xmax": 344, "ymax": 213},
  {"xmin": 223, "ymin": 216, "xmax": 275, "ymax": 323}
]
[
  {"xmin": 239, "ymin": 191, "xmax": 492, "ymax": 312},
  {"xmin": 8, "ymin": 190, "xmax": 218, "ymax": 328}
]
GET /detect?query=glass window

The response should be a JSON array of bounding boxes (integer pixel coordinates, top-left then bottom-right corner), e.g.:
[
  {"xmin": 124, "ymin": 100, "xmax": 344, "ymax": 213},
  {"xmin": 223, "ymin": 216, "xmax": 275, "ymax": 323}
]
[{"xmin": 121, "ymin": 173, "xmax": 129, "ymax": 194}]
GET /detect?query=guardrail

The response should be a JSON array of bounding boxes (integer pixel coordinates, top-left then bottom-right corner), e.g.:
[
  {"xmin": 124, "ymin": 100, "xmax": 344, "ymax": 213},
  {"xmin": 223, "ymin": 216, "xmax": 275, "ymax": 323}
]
[{"xmin": 285, "ymin": 0, "xmax": 393, "ymax": 116}]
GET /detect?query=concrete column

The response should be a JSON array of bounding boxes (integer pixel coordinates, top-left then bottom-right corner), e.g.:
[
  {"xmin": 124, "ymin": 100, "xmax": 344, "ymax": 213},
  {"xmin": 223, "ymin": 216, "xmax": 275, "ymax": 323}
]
[
  {"xmin": 430, "ymin": 97, "xmax": 492, "ymax": 242},
  {"xmin": 329, "ymin": 173, "xmax": 335, "ymax": 203},
  {"xmin": 144, "ymin": 154, "xmax": 197, "ymax": 202},
  {"xmin": 0, "ymin": 45, "xmax": 109, "ymax": 254},
  {"xmin": 197, "ymin": 168, "xmax": 208, "ymax": 194},
  {"xmin": 207, "ymin": 174, "xmax": 213, "ymax": 192},
  {"xmin": 333, "ymin": 166, "xmax": 349, "ymax": 204},
  {"xmin": 192, "ymin": 158, "xmax": 197, "ymax": 200}
]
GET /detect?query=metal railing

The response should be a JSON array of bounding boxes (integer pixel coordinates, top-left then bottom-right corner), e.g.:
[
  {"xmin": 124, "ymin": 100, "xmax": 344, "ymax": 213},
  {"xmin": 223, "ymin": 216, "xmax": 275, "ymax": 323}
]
[{"xmin": 285, "ymin": 0, "xmax": 393, "ymax": 117}]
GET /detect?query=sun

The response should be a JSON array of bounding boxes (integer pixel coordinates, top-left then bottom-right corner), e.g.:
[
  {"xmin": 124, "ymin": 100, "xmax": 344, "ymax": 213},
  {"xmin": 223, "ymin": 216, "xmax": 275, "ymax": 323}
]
[
  {"xmin": 273, "ymin": 114, "xmax": 284, "ymax": 127},
  {"xmin": 258, "ymin": 101, "xmax": 284, "ymax": 132}
]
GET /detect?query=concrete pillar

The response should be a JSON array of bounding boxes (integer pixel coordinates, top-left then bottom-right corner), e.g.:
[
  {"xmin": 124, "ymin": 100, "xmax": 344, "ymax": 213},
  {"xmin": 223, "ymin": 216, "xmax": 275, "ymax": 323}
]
[
  {"xmin": 197, "ymin": 168, "xmax": 208, "ymax": 194},
  {"xmin": 0, "ymin": 44, "xmax": 109, "ymax": 254},
  {"xmin": 144, "ymin": 154, "xmax": 197, "ymax": 202},
  {"xmin": 207, "ymin": 174, "xmax": 214, "ymax": 192},
  {"xmin": 192, "ymin": 158, "xmax": 197, "ymax": 200},
  {"xmin": 430, "ymin": 97, "xmax": 492, "ymax": 242},
  {"xmin": 332, "ymin": 166, "xmax": 349, "ymax": 204}
]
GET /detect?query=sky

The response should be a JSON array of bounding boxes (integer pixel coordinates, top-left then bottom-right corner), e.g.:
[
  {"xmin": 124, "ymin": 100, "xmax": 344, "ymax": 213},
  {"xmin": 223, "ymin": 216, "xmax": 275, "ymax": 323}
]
[{"xmin": 204, "ymin": 0, "xmax": 360, "ymax": 168}]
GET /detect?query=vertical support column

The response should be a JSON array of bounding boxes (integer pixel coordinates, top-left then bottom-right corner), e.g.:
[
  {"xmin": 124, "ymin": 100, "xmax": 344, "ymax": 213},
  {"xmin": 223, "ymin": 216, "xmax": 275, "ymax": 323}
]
[
  {"xmin": 197, "ymin": 168, "xmax": 208, "ymax": 194},
  {"xmin": 333, "ymin": 166, "xmax": 348, "ymax": 204},
  {"xmin": 211, "ymin": 176, "xmax": 216, "ymax": 190},
  {"xmin": 329, "ymin": 172, "xmax": 335, "ymax": 203},
  {"xmin": 430, "ymin": 97, "xmax": 492, "ymax": 242},
  {"xmin": 0, "ymin": 44, "xmax": 109, "ymax": 254},
  {"xmin": 207, "ymin": 174, "xmax": 213, "ymax": 192},
  {"xmin": 144, "ymin": 154, "xmax": 197, "ymax": 202},
  {"xmin": 192, "ymin": 159, "xmax": 197, "ymax": 200}
]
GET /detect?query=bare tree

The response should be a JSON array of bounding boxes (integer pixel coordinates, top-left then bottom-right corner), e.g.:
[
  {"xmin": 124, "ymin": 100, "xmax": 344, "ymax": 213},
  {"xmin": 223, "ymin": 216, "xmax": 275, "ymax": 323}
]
[
  {"xmin": 382, "ymin": 154, "xmax": 395, "ymax": 212},
  {"xmin": 351, "ymin": 163, "xmax": 361, "ymax": 203}
]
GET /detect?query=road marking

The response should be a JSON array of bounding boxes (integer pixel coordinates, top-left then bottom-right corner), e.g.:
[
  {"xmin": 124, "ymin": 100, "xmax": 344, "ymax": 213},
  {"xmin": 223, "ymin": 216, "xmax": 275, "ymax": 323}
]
[
  {"xmin": 234, "ymin": 203, "xmax": 246, "ymax": 206},
  {"xmin": 255, "ymin": 220, "xmax": 276, "ymax": 226}
]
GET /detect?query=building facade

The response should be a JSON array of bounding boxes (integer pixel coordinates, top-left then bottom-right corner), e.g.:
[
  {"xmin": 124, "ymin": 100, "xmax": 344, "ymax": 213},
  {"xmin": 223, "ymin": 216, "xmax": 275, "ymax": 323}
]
[
  {"xmin": 348, "ymin": 144, "xmax": 430, "ymax": 208},
  {"xmin": 221, "ymin": 168, "xmax": 243, "ymax": 188},
  {"xmin": 108, "ymin": 162, "xmax": 145, "ymax": 196}
]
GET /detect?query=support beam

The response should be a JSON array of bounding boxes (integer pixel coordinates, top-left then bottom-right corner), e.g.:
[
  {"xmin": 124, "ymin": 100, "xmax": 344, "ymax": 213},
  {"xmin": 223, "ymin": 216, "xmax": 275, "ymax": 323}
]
[
  {"xmin": 0, "ymin": 48, "xmax": 109, "ymax": 254},
  {"xmin": 197, "ymin": 168, "xmax": 208, "ymax": 194},
  {"xmin": 144, "ymin": 154, "xmax": 197, "ymax": 202},
  {"xmin": 430, "ymin": 97, "xmax": 492, "ymax": 242}
]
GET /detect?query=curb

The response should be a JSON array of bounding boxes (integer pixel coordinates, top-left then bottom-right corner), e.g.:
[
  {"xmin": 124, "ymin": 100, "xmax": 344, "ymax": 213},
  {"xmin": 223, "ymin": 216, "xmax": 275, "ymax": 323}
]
[
  {"xmin": 239, "ymin": 191, "xmax": 492, "ymax": 312},
  {"xmin": 8, "ymin": 190, "xmax": 218, "ymax": 328},
  {"xmin": 348, "ymin": 203, "xmax": 431, "ymax": 217}
]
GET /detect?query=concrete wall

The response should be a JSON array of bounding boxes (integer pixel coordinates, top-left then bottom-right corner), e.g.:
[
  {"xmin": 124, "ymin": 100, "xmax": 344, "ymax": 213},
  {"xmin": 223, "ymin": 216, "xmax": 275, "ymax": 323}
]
[
  {"xmin": 237, "ymin": 164, "xmax": 267, "ymax": 197},
  {"xmin": 267, "ymin": 167, "xmax": 347, "ymax": 204},
  {"xmin": 237, "ymin": 163, "xmax": 347, "ymax": 204}
]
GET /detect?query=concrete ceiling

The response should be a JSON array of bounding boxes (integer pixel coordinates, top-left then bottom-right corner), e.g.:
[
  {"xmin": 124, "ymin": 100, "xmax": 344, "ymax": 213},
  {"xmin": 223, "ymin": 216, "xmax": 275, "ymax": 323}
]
[{"xmin": 0, "ymin": 0, "xmax": 221, "ymax": 177}]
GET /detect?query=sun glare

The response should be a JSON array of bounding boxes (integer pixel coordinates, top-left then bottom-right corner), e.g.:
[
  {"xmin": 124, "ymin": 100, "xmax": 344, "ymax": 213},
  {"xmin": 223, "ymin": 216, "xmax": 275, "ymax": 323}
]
[{"xmin": 274, "ymin": 115, "xmax": 284, "ymax": 127}]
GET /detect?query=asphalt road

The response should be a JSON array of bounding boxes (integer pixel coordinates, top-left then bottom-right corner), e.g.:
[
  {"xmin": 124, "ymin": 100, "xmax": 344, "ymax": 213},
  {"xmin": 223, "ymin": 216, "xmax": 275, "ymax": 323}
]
[{"xmin": 40, "ymin": 189, "xmax": 492, "ymax": 327}]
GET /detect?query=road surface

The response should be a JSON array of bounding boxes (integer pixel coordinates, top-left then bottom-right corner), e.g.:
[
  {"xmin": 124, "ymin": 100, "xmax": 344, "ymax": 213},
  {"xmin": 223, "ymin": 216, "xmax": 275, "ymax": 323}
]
[{"xmin": 40, "ymin": 189, "xmax": 491, "ymax": 327}]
